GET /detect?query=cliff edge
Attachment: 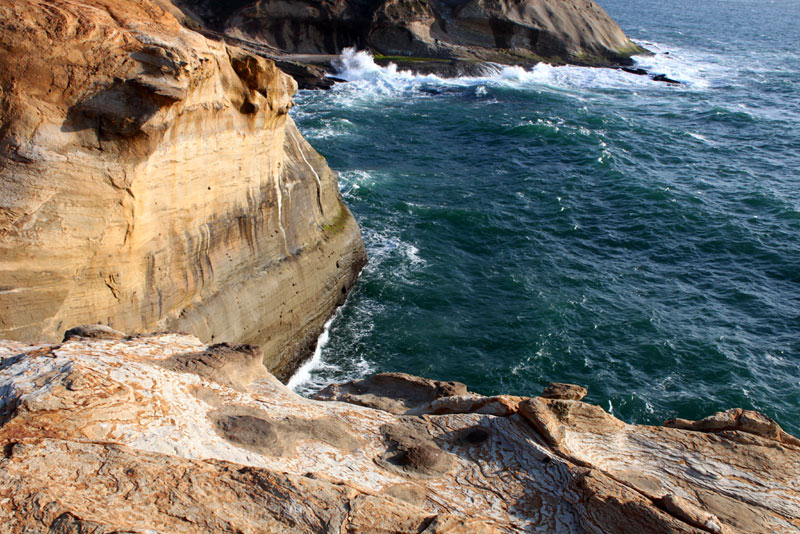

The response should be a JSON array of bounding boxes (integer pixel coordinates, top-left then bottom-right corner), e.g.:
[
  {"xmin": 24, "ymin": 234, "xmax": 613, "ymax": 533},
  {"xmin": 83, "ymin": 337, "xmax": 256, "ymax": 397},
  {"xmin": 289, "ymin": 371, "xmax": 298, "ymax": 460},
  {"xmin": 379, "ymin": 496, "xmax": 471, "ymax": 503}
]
[
  {"xmin": 0, "ymin": 0, "xmax": 366, "ymax": 379},
  {"xmin": 1, "ymin": 332, "xmax": 797, "ymax": 533},
  {"xmin": 200, "ymin": 0, "xmax": 644, "ymax": 74}
]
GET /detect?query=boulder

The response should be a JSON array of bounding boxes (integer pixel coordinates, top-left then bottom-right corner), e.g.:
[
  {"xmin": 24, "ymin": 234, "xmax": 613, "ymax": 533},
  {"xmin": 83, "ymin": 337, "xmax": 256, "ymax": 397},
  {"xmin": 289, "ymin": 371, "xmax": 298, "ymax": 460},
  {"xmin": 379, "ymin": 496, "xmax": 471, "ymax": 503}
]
[{"xmin": 541, "ymin": 381, "xmax": 588, "ymax": 400}]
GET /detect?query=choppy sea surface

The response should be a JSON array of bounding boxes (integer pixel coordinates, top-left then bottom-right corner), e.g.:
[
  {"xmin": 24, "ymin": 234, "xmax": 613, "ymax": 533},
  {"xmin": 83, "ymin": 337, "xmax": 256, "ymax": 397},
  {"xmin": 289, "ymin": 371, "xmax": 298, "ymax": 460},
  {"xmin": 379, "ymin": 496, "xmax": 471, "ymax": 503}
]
[{"xmin": 287, "ymin": 0, "xmax": 800, "ymax": 435}]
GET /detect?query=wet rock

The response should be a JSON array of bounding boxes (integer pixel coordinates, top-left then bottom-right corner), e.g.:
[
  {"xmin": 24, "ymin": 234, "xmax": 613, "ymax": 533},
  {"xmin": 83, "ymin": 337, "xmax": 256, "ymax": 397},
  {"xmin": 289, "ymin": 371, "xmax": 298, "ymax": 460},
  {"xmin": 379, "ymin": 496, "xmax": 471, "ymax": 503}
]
[
  {"xmin": 621, "ymin": 67, "xmax": 649, "ymax": 75},
  {"xmin": 652, "ymin": 73, "xmax": 682, "ymax": 84}
]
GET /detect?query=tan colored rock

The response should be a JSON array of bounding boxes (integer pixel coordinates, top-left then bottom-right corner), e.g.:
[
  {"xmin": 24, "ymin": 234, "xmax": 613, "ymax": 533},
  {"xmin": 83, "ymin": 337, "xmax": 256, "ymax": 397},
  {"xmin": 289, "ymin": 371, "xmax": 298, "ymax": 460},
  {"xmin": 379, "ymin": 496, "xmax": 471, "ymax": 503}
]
[
  {"xmin": 542, "ymin": 381, "xmax": 588, "ymax": 400},
  {"xmin": 519, "ymin": 396, "xmax": 800, "ymax": 533},
  {"xmin": 665, "ymin": 408, "xmax": 800, "ymax": 448},
  {"xmin": 2, "ymin": 334, "xmax": 798, "ymax": 533},
  {"xmin": 0, "ymin": 0, "xmax": 366, "ymax": 379}
]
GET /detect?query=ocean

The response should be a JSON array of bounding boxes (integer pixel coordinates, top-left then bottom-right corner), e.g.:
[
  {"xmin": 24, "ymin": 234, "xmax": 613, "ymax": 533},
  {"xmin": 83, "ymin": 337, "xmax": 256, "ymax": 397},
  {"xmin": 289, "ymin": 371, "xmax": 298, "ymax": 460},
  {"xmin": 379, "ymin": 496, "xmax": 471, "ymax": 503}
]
[{"xmin": 288, "ymin": 0, "xmax": 800, "ymax": 435}]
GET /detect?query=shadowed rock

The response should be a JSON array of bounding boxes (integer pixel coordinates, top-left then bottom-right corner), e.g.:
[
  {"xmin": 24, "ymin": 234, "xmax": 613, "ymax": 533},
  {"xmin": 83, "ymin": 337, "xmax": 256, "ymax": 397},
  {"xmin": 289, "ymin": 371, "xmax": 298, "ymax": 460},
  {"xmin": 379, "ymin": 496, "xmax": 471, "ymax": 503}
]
[
  {"xmin": 216, "ymin": 0, "xmax": 644, "ymax": 68},
  {"xmin": 62, "ymin": 325, "xmax": 126, "ymax": 342},
  {"xmin": 160, "ymin": 343, "xmax": 267, "ymax": 390},
  {"xmin": 315, "ymin": 372, "xmax": 468, "ymax": 414},
  {"xmin": 211, "ymin": 405, "xmax": 362, "ymax": 457}
]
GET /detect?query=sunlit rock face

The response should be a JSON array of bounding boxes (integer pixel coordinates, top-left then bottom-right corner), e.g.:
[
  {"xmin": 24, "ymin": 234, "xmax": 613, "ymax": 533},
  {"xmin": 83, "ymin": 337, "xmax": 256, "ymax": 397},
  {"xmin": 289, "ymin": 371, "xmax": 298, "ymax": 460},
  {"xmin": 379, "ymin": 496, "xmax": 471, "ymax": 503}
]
[
  {"xmin": 1, "ymin": 332, "xmax": 798, "ymax": 533},
  {"xmin": 0, "ymin": 0, "xmax": 366, "ymax": 378}
]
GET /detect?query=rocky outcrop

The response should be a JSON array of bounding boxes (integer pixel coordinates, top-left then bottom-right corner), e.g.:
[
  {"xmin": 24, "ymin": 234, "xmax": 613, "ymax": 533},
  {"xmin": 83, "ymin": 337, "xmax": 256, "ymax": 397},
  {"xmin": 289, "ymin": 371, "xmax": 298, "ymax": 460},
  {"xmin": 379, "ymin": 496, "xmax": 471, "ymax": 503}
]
[
  {"xmin": 2, "ymin": 333, "xmax": 798, "ymax": 533},
  {"xmin": 0, "ymin": 0, "xmax": 366, "ymax": 379},
  {"xmin": 215, "ymin": 0, "xmax": 643, "ymax": 70}
]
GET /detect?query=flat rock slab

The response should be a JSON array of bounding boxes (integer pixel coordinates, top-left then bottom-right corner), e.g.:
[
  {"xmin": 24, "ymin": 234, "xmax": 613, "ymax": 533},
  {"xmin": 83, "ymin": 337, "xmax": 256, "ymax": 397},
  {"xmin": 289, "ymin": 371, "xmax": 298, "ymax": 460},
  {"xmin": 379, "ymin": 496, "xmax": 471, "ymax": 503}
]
[{"xmin": 1, "ymin": 333, "xmax": 798, "ymax": 533}]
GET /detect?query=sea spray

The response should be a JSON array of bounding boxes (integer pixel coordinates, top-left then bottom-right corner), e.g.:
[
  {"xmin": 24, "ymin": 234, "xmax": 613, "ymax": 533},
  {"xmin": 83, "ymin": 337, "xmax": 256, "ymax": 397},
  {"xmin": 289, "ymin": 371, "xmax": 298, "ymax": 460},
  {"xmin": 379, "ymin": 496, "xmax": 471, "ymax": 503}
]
[{"xmin": 328, "ymin": 45, "xmax": 714, "ymax": 95}]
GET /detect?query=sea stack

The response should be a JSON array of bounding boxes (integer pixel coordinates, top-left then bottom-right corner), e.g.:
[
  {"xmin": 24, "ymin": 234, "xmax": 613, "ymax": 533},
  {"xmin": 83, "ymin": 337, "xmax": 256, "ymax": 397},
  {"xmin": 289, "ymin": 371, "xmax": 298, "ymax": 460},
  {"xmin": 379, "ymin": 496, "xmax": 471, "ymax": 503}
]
[{"xmin": 0, "ymin": 0, "xmax": 366, "ymax": 379}]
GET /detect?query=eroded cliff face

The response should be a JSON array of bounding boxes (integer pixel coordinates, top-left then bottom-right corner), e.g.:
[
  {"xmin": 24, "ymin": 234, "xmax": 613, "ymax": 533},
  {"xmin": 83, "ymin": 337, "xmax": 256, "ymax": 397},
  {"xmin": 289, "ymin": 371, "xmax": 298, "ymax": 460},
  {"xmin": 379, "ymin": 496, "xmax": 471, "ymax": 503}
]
[
  {"xmin": 0, "ymin": 0, "xmax": 366, "ymax": 379},
  {"xmin": 219, "ymin": 0, "xmax": 643, "ymax": 67},
  {"xmin": 1, "ymin": 332, "xmax": 798, "ymax": 533}
]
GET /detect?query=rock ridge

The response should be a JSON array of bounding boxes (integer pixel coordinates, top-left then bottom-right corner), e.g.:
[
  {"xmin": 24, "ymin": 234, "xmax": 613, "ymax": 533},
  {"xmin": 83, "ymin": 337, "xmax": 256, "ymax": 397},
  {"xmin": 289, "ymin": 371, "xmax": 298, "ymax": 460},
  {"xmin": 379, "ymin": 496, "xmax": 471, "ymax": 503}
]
[{"xmin": 1, "ymin": 332, "xmax": 797, "ymax": 533}]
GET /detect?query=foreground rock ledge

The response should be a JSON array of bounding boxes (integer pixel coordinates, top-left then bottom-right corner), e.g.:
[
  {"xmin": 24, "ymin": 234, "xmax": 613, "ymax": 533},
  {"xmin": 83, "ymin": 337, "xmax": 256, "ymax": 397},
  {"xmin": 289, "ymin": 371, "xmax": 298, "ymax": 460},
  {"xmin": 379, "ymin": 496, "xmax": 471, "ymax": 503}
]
[
  {"xmin": 1, "ymin": 334, "xmax": 799, "ymax": 533},
  {"xmin": 0, "ymin": 0, "xmax": 366, "ymax": 379}
]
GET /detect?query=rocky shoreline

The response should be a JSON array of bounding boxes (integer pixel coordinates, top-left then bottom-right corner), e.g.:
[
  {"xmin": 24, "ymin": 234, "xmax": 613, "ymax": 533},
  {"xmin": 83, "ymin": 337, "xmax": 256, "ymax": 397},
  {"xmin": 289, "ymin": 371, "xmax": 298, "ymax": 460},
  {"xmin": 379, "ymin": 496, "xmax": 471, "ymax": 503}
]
[
  {"xmin": 1, "ymin": 329, "xmax": 798, "ymax": 533},
  {"xmin": 168, "ymin": 0, "xmax": 654, "ymax": 88},
  {"xmin": 0, "ymin": 1, "xmax": 794, "ymax": 532}
]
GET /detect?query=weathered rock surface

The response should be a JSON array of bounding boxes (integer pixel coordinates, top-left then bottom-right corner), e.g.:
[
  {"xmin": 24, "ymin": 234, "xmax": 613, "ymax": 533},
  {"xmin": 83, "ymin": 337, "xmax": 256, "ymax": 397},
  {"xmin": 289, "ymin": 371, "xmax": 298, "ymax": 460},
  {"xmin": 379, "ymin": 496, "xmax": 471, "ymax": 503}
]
[
  {"xmin": 0, "ymin": 0, "xmax": 366, "ymax": 379},
  {"xmin": 2, "ymin": 333, "xmax": 798, "ymax": 533},
  {"xmin": 187, "ymin": 0, "xmax": 643, "ymax": 74}
]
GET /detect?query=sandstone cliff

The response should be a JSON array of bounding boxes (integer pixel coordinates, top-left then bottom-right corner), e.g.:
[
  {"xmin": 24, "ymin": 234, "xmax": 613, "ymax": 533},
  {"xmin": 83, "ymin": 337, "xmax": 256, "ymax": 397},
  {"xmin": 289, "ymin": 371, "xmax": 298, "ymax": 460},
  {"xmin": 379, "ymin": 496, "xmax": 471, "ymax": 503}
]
[
  {"xmin": 1, "ymin": 331, "xmax": 798, "ymax": 533},
  {"xmin": 0, "ymin": 0, "xmax": 366, "ymax": 379},
  {"xmin": 216, "ymin": 0, "xmax": 643, "ymax": 69}
]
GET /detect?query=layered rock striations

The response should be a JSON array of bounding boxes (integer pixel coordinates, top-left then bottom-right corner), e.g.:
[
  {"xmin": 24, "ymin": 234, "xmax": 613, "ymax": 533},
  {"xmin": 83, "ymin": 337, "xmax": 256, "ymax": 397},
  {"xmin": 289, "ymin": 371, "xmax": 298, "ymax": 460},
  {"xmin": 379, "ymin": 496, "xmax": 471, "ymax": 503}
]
[
  {"xmin": 1, "ymin": 332, "xmax": 798, "ymax": 533},
  {"xmin": 215, "ymin": 0, "xmax": 643, "ymax": 70},
  {"xmin": 0, "ymin": 0, "xmax": 366, "ymax": 379}
]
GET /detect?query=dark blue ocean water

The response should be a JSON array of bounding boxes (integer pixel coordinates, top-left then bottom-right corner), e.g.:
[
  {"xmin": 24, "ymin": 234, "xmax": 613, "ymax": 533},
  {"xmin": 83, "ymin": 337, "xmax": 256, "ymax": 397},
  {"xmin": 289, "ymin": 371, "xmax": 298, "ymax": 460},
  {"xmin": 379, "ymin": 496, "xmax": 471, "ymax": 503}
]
[{"xmin": 289, "ymin": 0, "xmax": 800, "ymax": 435}]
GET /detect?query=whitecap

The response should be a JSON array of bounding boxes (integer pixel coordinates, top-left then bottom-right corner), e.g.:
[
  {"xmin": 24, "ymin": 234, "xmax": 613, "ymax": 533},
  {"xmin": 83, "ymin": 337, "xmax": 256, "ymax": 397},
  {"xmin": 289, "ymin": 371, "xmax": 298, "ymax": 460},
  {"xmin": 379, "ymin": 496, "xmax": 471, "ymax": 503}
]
[{"xmin": 325, "ymin": 46, "xmax": 717, "ymax": 99}]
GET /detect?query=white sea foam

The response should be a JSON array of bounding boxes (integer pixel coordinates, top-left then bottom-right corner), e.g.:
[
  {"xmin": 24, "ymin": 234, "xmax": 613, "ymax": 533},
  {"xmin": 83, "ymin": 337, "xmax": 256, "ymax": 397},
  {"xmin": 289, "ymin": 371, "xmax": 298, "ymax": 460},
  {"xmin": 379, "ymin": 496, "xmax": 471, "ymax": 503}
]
[
  {"xmin": 338, "ymin": 169, "xmax": 377, "ymax": 198},
  {"xmin": 630, "ymin": 40, "xmax": 724, "ymax": 89},
  {"xmin": 363, "ymin": 227, "xmax": 427, "ymax": 273},
  {"xmin": 327, "ymin": 44, "xmax": 719, "ymax": 97},
  {"xmin": 292, "ymin": 352, "xmax": 376, "ymax": 398},
  {"xmin": 287, "ymin": 311, "xmax": 338, "ymax": 391},
  {"xmin": 303, "ymin": 118, "xmax": 356, "ymax": 140}
]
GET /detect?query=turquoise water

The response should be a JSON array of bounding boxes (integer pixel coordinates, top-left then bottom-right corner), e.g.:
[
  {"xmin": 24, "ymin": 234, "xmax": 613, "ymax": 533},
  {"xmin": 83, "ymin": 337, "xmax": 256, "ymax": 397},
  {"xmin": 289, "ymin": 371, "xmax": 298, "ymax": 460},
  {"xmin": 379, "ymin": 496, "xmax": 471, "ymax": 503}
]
[{"xmin": 289, "ymin": 0, "xmax": 800, "ymax": 435}]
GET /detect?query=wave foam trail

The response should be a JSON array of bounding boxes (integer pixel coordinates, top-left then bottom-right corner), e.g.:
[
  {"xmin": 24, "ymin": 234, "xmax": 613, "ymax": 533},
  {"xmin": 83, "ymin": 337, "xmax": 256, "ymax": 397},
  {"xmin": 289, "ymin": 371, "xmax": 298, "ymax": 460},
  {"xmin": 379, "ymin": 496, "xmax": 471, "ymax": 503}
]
[
  {"xmin": 287, "ymin": 312, "xmax": 338, "ymax": 391},
  {"xmin": 331, "ymin": 48, "xmax": 446, "ymax": 93},
  {"xmin": 631, "ymin": 40, "xmax": 722, "ymax": 88},
  {"xmin": 329, "ymin": 46, "xmax": 713, "ymax": 96}
]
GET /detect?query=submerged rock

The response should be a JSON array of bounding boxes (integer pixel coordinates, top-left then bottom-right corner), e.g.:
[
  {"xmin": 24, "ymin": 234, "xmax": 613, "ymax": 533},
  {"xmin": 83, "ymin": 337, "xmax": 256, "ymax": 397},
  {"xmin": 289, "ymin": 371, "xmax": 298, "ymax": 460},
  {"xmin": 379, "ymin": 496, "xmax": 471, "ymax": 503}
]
[
  {"xmin": 1, "ymin": 333, "xmax": 797, "ymax": 533},
  {"xmin": 0, "ymin": 0, "xmax": 366, "ymax": 379}
]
